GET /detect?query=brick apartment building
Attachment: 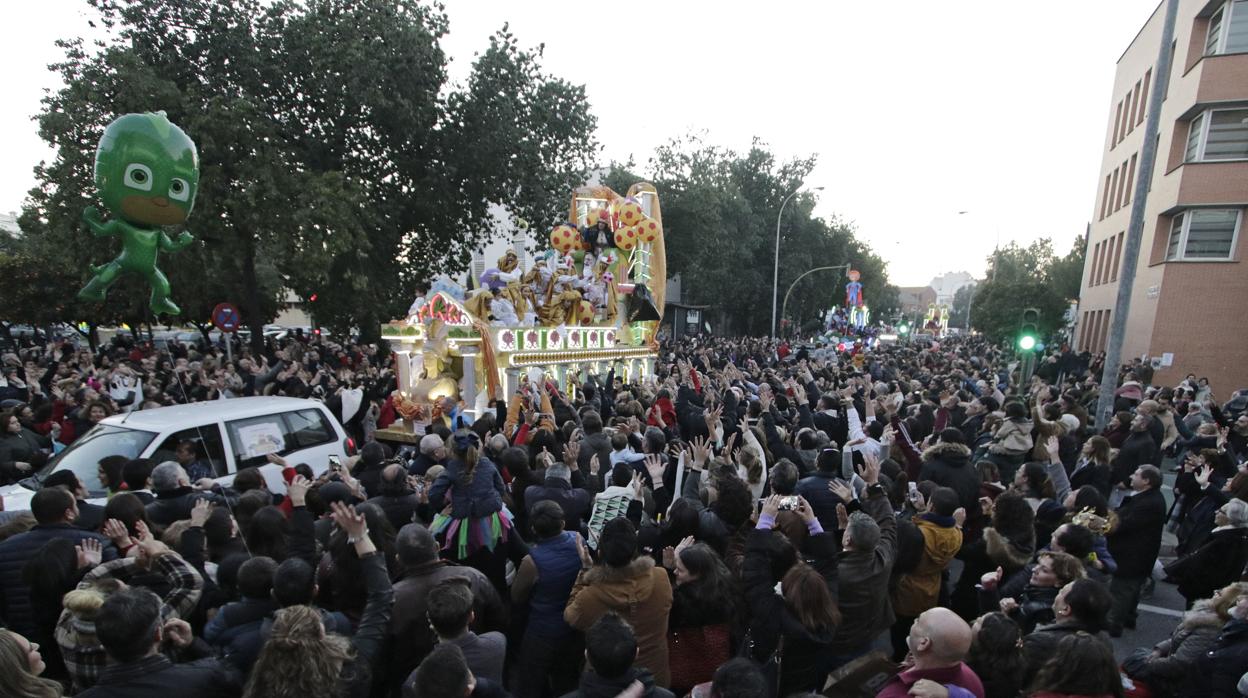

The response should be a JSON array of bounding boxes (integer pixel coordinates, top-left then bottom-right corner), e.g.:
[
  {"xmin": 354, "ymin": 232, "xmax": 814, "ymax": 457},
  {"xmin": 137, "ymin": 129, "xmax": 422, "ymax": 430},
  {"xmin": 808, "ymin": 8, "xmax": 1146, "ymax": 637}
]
[{"xmin": 1077, "ymin": 0, "xmax": 1248, "ymax": 394}]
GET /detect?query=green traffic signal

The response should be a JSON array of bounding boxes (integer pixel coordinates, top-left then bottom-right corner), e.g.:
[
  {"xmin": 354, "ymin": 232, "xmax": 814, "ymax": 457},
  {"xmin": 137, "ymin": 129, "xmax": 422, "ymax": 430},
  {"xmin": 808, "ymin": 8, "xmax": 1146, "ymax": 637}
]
[
  {"xmin": 1018, "ymin": 335, "xmax": 1036, "ymax": 351},
  {"xmin": 899, "ymin": 324, "xmax": 910, "ymax": 335}
]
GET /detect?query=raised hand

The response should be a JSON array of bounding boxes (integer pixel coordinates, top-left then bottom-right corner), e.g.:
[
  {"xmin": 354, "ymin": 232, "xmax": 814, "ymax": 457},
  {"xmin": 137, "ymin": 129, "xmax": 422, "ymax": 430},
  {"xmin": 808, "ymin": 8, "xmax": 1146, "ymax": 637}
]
[
  {"xmin": 794, "ymin": 495, "xmax": 816, "ymax": 525},
  {"xmin": 858, "ymin": 450, "xmax": 881, "ymax": 485},
  {"xmin": 643, "ymin": 454, "xmax": 665, "ymax": 484},
  {"xmin": 76, "ymin": 538, "xmax": 103, "ymax": 569},
  {"xmin": 189, "ymin": 498, "xmax": 213, "ymax": 527},
  {"xmin": 287, "ymin": 474, "xmax": 310, "ymax": 507},
  {"xmin": 829, "ymin": 479, "xmax": 853, "ymax": 503},
  {"xmin": 836, "ymin": 502, "xmax": 849, "ymax": 530},
  {"xmin": 760, "ymin": 494, "xmax": 782, "ymax": 522}
]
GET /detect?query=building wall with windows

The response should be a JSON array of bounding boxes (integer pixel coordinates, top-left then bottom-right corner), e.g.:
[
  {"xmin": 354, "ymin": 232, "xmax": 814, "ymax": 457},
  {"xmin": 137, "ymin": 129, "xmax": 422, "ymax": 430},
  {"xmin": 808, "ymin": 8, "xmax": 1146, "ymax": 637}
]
[{"xmin": 1077, "ymin": 0, "xmax": 1248, "ymax": 394}]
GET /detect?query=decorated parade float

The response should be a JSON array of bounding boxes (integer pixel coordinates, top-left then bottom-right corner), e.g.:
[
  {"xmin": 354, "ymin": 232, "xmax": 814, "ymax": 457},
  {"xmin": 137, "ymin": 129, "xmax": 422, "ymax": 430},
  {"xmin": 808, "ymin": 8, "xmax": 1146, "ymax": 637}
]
[
  {"xmin": 924, "ymin": 302, "xmax": 951, "ymax": 336},
  {"xmin": 375, "ymin": 183, "xmax": 667, "ymax": 441}
]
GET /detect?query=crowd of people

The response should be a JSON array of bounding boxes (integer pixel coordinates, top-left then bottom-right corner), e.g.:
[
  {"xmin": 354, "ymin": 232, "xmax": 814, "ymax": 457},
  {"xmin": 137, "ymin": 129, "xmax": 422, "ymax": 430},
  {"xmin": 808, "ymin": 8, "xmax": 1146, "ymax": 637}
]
[{"xmin": 0, "ymin": 327, "xmax": 1246, "ymax": 698}]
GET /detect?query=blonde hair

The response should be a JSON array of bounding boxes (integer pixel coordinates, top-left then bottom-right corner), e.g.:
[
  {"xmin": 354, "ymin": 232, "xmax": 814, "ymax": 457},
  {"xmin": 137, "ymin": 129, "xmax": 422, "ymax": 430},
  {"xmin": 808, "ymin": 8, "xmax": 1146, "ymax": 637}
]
[
  {"xmin": 242, "ymin": 605, "xmax": 355, "ymax": 698},
  {"xmin": 0, "ymin": 629, "xmax": 61, "ymax": 698}
]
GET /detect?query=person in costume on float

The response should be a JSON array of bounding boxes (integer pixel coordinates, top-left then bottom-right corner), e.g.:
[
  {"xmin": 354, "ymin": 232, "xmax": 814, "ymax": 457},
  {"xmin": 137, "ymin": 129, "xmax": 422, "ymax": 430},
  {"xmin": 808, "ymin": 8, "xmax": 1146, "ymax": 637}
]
[
  {"xmin": 523, "ymin": 252, "xmax": 555, "ymax": 323},
  {"xmin": 489, "ymin": 287, "xmax": 520, "ymax": 326},
  {"xmin": 427, "ymin": 430, "xmax": 516, "ymax": 593},
  {"xmin": 494, "ymin": 250, "xmax": 529, "ymax": 322},
  {"xmin": 77, "ymin": 112, "xmax": 199, "ymax": 315},
  {"xmin": 581, "ymin": 218, "xmax": 612, "ymax": 255},
  {"xmin": 541, "ymin": 256, "xmax": 586, "ymax": 326}
]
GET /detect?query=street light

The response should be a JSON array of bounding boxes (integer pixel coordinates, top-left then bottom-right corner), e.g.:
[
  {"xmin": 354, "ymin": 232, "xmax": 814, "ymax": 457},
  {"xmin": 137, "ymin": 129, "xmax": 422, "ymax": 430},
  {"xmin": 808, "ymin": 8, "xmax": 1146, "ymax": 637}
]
[{"xmin": 771, "ymin": 185, "xmax": 824, "ymax": 337}]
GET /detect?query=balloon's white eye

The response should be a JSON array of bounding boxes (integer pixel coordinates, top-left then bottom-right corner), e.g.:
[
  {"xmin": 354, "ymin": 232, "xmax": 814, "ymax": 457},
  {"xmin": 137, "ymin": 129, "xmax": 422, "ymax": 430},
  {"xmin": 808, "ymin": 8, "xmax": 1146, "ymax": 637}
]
[
  {"xmin": 168, "ymin": 178, "xmax": 190, "ymax": 202},
  {"xmin": 123, "ymin": 163, "xmax": 154, "ymax": 191}
]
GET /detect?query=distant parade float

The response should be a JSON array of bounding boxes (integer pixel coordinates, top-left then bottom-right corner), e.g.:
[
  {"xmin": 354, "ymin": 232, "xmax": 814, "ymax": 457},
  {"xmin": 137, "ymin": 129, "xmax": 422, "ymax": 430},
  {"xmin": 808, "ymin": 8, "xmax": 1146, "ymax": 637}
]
[
  {"xmin": 375, "ymin": 183, "xmax": 666, "ymax": 442},
  {"xmin": 845, "ymin": 269, "xmax": 869, "ymax": 330}
]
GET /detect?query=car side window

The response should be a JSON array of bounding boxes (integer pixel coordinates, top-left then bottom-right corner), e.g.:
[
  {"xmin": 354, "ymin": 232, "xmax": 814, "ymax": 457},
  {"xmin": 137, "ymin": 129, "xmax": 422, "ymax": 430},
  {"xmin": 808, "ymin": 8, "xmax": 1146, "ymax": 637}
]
[
  {"xmin": 151, "ymin": 425, "xmax": 228, "ymax": 478},
  {"xmin": 225, "ymin": 415, "xmax": 290, "ymax": 470},
  {"xmin": 285, "ymin": 409, "xmax": 333, "ymax": 449}
]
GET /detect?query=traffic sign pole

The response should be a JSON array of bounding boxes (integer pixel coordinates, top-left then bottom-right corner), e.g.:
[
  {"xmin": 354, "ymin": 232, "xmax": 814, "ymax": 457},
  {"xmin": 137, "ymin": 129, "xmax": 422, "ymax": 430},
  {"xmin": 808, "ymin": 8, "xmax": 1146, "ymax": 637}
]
[{"xmin": 211, "ymin": 303, "xmax": 242, "ymax": 366}]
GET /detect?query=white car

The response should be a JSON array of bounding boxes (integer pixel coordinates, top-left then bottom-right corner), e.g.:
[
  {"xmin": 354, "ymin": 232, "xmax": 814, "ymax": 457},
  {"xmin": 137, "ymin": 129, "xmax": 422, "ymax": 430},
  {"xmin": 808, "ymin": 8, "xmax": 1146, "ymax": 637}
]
[{"xmin": 1, "ymin": 397, "xmax": 353, "ymax": 511}]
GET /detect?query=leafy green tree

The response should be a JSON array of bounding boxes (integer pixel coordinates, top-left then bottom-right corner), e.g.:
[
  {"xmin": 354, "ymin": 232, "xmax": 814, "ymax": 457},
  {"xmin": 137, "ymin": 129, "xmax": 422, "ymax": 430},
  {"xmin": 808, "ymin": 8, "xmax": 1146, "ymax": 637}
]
[
  {"xmin": 20, "ymin": 0, "xmax": 596, "ymax": 348},
  {"xmin": 970, "ymin": 237, "xmax": 1085, "ymax": 344},
  {"xmin": 618, "ymin": 136, "xmax": 891, "ymax": 336}
]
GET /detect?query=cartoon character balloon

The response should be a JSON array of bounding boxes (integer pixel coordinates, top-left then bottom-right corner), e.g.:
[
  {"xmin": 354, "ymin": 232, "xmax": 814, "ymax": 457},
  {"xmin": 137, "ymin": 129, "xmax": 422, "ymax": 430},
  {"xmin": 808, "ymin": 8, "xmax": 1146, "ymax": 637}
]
[
  {"xmin": 845, "ymin": 269, "xmax": 863, "ymax": 308},
  {"xmin": 77, "ymin": 112, "xmax": 199, "ymax": 315}
]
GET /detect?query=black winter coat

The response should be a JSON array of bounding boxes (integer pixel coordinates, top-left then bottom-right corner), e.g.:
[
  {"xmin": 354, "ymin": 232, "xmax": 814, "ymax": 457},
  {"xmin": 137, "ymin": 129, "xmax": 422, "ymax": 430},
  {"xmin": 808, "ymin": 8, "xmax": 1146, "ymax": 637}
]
[
  {"xmin": 1191, "ymin": 618, "xmax": 1248, "ymax": 698},
  {"xmin": 917, "ymin": 442, "xmax": 981, "ymax": 513},
  {"xmin": 146, "ymin": 487, "xmax": 220, "ymax": 528},
  {"xmin": 795, "ymin": 470, "xmax": 848, "ymax": 540},
  {"xmin": 743, "ymin": 527, "xmax": 837, "ymax": 697},
  {"xmin": 1111, "ymin": 431, "xmax": 1160, "ymax": 487},
  {"xmin": 1107, "ymin": 487, "xmax": 1167, "ymax": 578},
  {"xmin": 0, "ymin": 524, "xmax": 116, "ymax": 636},
  {"xmin": 1166, "ymin": 526, "xmax": 1248, "ymax": 604},
  {"xmin": 1069, "ymin": 460, "xmax": 1112, "ymax": 498},
  {"xmin": 76, "ymin": 653, "xmax": 241, "ymax": 698}
]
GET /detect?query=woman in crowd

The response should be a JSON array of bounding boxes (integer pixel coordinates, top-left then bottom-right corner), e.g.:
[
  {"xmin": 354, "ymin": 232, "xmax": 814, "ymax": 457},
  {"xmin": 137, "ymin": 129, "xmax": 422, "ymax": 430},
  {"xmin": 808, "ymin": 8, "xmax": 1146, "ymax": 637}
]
[
  {"xmin": 0, "ymin": 408, "xmax": 52, "ymax": 484},
  {"xmin": 951, "ymin": 491, "xmax": 1036, "ymax": 621},
  {"xmin": 1069, "ymin": 436, "xmax": 1112, "ymax": 498},
  {"xmin": 0, "ymin": 629, "xmax": 61, "ymax": 698},
  {"xmin": 966, "ymin": 612, "xmax": 1026, "ymax": 698},
  {"xmin": 243, "ymin": 503, "xmax": 393, "ymax": 698},
  {"xmin": 664, "ymin": 539, "xmax": 738, "ymax": 695},
  {"xmin": 742, "ymin": 494, "xmax": 839, "ymax": 696},
  {"xmin": 1123, "ymin": 582, "xmax": 1248, "ymax": 697},
  {"xmin": 1028, "ymin": 631, "xmax": 1125, "ymax": 698},
  {"xmin": 1015, "ymin": 461, "xmax": 1066, "ymax": 549}
]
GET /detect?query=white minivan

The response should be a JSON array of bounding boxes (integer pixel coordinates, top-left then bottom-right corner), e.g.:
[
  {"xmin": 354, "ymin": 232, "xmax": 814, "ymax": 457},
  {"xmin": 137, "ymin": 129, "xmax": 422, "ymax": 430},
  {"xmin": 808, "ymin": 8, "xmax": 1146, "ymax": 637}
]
[{"xmin": 0, "ymin": 397, "xmax": 353, "ymax": 511}]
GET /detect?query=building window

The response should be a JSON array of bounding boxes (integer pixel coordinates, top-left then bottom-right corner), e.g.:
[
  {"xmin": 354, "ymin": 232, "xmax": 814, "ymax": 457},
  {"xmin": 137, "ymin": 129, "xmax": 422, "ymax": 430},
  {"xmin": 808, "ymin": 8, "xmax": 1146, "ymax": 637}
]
[
  {"xmin": 1101, "ymin": 174, "xmax": 1112, "ymax": 220},
  {"xmin": 1137, "ymin": 69, "xmax": 1151, "ymax": 126},
  {"xmin": 1207, "ymin": 0, "xmax": 1248, "ymax": 55},
  {"xmin": 1185, "ymin": 108, "xmax": 1248, "ymax": 162},
  {"xmin": 1125, "ymin": 154, "xmax": 1137, "ymax": 205},
  {"xmin": 1111, "ymin": 231, "xmax": 1124, "ymax": 281},
  {"xmin": 1166, "ymin": 209, "xmax": 1241, "ymax": 260}
]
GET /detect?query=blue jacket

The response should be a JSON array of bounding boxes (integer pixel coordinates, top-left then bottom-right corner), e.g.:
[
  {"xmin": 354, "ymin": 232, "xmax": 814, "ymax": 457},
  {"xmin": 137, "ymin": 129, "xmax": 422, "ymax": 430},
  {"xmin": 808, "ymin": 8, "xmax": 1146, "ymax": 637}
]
[
  {"xmin": 0, "ymin": 523, "xmax": 116, "ymax": 636},
  {"xmin": 429, "ymin": 456, "xmax": 506, "ymax": 519}
]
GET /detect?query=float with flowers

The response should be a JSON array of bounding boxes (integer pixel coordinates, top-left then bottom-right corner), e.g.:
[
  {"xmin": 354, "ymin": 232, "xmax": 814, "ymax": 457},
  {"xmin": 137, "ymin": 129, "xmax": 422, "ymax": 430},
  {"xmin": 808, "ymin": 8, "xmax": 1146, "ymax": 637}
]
[{"xmin": 375, "ymin": 183, "xmax": 666, "ymax": 441}]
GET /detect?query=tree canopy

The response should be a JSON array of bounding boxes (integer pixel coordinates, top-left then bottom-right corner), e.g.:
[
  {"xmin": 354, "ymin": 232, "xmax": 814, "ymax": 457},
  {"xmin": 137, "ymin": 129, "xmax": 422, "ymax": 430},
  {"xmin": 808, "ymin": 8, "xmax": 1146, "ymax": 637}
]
[
  {"xmin": 607, "ymin": 136, "xmax": 895, "ymax": 336},
  {"xmin": 17, "ymin": 0, "xmax": 596, "ymax": 347},
  {"xmin": 969, "ymin": 236, "xmax": 1086, "ymax": 344}
]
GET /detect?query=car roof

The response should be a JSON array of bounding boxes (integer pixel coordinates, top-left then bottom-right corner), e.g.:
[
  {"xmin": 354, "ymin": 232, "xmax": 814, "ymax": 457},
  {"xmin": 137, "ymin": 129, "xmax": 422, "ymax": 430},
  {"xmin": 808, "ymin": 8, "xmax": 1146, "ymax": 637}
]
[{"xmin": 99, "ymin": 397, "xmax": 328, "ymax": 432}]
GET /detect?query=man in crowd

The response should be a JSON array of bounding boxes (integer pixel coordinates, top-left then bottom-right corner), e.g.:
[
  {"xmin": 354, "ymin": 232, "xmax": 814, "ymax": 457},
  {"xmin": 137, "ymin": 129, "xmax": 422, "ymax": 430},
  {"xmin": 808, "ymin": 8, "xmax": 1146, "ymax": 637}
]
[{"xmin": 1106, "ymin": 464, "xmax": 1167, "ymax": 636}]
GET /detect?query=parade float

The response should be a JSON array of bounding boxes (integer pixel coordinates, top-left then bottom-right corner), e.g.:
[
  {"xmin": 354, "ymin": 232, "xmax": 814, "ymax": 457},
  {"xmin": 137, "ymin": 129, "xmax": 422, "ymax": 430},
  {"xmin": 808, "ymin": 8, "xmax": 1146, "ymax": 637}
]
[
  {"xmin": 924, "ymin": 302, "xmax": 951, "ymax": 336},
  {"xmin": 375, "ymin": 183, "xmax": 666, "ymax": 441}
]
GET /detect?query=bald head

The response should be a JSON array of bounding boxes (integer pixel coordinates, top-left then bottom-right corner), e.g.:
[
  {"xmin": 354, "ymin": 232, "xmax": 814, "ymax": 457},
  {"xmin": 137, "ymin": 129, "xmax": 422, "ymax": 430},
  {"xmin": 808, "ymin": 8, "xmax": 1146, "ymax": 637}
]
[{"xmin": 911, "ymin": 607, "xmax": 973, "ymax": 667}]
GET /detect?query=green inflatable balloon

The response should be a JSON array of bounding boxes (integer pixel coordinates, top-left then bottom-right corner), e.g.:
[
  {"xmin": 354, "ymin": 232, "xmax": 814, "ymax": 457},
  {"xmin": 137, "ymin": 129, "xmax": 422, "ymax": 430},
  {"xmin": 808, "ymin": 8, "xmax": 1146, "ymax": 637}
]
[{"xmin": 77, "ymin": 111, "xmax": 199, "ymax": 315}]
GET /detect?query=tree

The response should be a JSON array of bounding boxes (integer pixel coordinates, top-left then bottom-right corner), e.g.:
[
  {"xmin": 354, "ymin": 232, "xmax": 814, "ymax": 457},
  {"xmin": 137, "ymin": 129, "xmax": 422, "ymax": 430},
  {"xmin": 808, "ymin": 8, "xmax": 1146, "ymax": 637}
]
[
  {"xmin": 948, "ymin": 282, "xmax": 977, "ymax": 329},
  {"xmin": 616, "ymin": 136, "xmax": 891, "ymax": 336},
  {"xmin": 20, "ymin": 0, "xmax": 596, "ymax": 348},
  {"xmin": 969, "ymin": 236, "xmax": 1085, "ymax": 344}
]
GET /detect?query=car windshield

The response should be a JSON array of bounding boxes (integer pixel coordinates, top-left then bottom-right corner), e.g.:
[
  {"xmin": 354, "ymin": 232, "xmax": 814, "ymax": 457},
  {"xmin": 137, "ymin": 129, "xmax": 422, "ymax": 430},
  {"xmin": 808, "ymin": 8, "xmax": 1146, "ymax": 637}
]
[{"xmin": 31, "ymin": 424, "xmax": 157, "ymax": 496}]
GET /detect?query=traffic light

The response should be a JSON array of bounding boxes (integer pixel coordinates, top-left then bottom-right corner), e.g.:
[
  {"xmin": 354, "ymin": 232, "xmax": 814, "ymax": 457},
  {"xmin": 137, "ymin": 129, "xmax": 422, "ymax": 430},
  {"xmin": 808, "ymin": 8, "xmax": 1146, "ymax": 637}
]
[
  {"xmin": 1018, "ymin": 307, "xmax": 1040, "ymax": 351},
  {"xmin": 899, "ymin": 323, "xmax": 910, "ymax": 335}
]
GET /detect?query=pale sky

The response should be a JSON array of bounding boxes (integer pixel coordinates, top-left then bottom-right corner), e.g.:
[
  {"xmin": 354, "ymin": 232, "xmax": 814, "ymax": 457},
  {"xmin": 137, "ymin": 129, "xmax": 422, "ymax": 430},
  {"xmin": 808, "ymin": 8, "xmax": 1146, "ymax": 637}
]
[{"xmin": 2, "ymin": 1, "xmax": 1161, "ymax": 286}]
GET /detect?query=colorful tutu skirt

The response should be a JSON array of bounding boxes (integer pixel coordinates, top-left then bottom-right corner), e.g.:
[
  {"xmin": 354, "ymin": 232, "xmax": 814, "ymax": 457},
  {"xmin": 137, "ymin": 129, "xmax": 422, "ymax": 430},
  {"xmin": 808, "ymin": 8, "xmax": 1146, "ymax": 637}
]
[{"xmin": 431, "ymin": 506, "xmax": 515, "ymax": 560}]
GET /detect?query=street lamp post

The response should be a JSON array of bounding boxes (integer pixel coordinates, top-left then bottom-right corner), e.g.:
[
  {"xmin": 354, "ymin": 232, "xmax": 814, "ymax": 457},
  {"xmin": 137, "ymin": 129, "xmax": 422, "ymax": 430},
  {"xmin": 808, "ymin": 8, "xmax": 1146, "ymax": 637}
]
[
  {"xmin": 780, "ymin": 264, "xmax": 850, "ymax": 333},
  {"xmin": 771, "ymin": 185, "xmax": 823, "ymax": 337}
]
